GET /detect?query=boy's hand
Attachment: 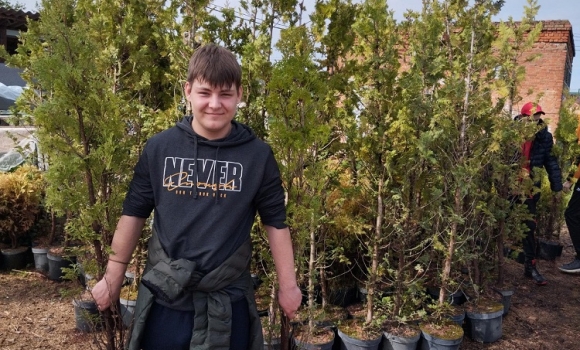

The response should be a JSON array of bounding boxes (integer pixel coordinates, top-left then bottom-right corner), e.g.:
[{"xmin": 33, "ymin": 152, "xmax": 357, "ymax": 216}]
[
  {"xmin": 278, "ymin": 284, "xmax": 302, "ymax": 319},
  {"xmin": 564, "ymin": 180, "xmax": 573, "ymax": 192},
  {"xmin": 91, "ymin": 264, "xmax": 125, "ymax": 311}
]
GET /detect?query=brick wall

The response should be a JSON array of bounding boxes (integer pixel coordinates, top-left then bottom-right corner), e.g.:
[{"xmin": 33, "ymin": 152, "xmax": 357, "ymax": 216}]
[{"xmin": 515, "ymin": 20, "xmax": 575, "ymax": 132}]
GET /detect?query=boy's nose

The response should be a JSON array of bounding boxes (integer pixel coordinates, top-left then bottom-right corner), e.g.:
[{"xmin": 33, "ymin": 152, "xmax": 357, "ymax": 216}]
[{"xmin": 209, "ymin": 95, "xmax": 221, "ymax": 108}]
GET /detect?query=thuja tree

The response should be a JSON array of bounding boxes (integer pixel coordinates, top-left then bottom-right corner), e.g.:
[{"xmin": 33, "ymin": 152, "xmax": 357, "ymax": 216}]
[
  {"xmin": 376, "ymin": 3, "xmax": 454, "ymax": 320},
  {"xmin": 308, "ymin": 0, "xmax": 359, "ymax": 310},
  {"xmin": 490, "ymin": 0, "xmax": 542, "ymax": 284},
  {"xmin": 539, "ymin": 93, "xmax": 580, "ymax": 240},
  {"xmin": 7, "ymin": 0, "xmax": 176, "ymax": 347},
  {"xmin": 266, "ymin": 24, "xmax": 335, "ymax": 333},
  {"xmin": 235, "ymin": 0, "xmax": 304, "ymax": 139},
  {"xmin": 0, "ymin": 0, "xmax": 24, "ymax": 11},
  {"xmin": 344, "ymin": 0, "xmax": 402, "ymax": 325},
  {"xmin": 9, "ymin": 0, "xmax": 176, "ymax": 272},
  {"xmin": 413, "ymin": 0, "xmax": 503, "ymax": 305}
]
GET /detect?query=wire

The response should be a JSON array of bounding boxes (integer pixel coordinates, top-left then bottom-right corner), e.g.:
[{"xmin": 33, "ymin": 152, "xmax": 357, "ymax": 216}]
[{"xmin": 204, "ymin": 3, "xmax": 291, "ymax": 31}]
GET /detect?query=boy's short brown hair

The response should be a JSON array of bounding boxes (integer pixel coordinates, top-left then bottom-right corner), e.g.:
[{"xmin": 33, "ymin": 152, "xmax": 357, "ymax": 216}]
[{"xmin": 187, "ymin": 44, "xmax": 242, "ymax": 90}]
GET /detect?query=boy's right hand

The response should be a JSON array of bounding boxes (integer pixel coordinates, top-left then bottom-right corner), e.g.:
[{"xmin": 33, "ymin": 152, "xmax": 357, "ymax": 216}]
[
  {"xmin": 91, "ymin": 265, "xmax": 125, "ymax": 311},
  {"xmin": 564, "ymin": 180, "xmax": 573, "ymax": 192}
]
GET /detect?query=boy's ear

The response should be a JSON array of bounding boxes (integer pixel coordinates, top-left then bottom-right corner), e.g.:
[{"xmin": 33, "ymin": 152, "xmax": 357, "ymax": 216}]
[
  {"xmin": 237, "ymin": 86, "xmax": 243, "ymax": 101},
  {"xmin": 184, "ymin": 81, "xmax": 192, "ymax": 96}
]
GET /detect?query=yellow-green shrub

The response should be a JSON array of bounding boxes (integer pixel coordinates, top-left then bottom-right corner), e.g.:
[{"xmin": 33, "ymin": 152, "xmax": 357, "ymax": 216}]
[{"xmin": 0, "ymin": 165, "xmax": 44, "ymax": 248}]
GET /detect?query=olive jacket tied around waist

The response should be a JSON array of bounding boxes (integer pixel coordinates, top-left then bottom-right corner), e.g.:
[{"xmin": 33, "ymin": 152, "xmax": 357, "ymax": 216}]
[{"xmin": 127, "ymin": 231, "xmax": 264, "ymax": 350}]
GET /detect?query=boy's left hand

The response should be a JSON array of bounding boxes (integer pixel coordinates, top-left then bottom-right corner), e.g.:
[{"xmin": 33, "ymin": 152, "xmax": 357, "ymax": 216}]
[{"xmin": 278, "ymin": 284, "xmax": 302, "ymax": 319}]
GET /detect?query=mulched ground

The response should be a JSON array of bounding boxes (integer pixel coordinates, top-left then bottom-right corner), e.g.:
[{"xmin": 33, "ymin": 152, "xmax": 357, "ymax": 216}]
[{"xmin": 1, "ymin": 229, "xmax": 579, "ymax": 349}]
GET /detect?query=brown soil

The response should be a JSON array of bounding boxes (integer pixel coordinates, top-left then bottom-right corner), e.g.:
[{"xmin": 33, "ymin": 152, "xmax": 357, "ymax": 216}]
[{"xmin": 1, "ymin": 229, "xmax": 579, "ymax": 349}]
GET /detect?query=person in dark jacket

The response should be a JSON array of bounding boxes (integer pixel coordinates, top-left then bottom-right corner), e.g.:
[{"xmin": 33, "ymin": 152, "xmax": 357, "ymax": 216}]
[
  {"xmin": 514, "ymin": 102, "xmax": 563, "ymax": 285},
  {"xmin": 560, "ymin": 147, "xmax": 580, "ymax": 273},
  {"xmin": 91, "ymin": 44, "xmax": 302, "ymax": 350}
]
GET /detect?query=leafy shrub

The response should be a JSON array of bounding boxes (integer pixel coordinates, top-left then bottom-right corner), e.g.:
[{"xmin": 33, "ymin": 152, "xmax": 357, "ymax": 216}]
[{"xmin": 0, "ymin": 165, "xmax": 44, "ymax": 248}]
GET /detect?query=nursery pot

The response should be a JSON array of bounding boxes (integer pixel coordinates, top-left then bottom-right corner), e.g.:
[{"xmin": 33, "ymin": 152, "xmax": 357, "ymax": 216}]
[
  {"xmin": 119, "ymin": 298, "xmax": 137, "ymax": 328},
  {"xmin": 47, "ymin": 252, "xmax": 75, "ymax": 281},
  {"xmin": 419, "ymin": 322, "xmax": 463, "ymax": 350},
  {"xmin": 329, "ymin": 287, "xmax": 357, "ymax": 308},
  {"xmin": 124, "ymin": 271, "xmax": 135, "ymax": 286},
  {"xmin": 293, "ymin": 327, "xmax": 335, "ymax": 350},
  {"xmin": 251, "ymin": 274, "xmax": 263, "ymax": 290},
  {"xmin": 447, "ymin": 309, "xmax": 465, "ymax": 327},
  {"xmin": 73, "ymin": 299, "xmax": 102, "ymax": 333},
  {"xmin": 426, "ymin": 287, "xmax": 467, "ymax": 306},
  {"xmin": 420, "ymin": 331, "xmax": 462, "ymax": 350},
  {"xmin": 263, "ymin": 335, "xmax": 282, "ymax": 350},
  {"xmin": 382, "ymin": 329, "xmax": 420, "ymax": 350},
  {"xmin": 537, "ymin": 239, "xmax": 563, "ymax": 261},
  {"xmin": 465, "ymin": 306, "xmax": 503, "ymax": 343},
  {"xmin": 357, "ymin": 287, "xmax": 368, "ymax": 303},
  {"xmin": 1, "ymin": 247, "xmax": 29, "ymax": 271},
  {"xmin": 31, "ymin": 247, "xmax": 49, "ymax": 272},
  {"xmin": 337, "ymin": 328, "xmax": 382, "ymax": 350},
  {"xmin": 493, "ymin": 289, "xmax": 514, "ymax": 316}
]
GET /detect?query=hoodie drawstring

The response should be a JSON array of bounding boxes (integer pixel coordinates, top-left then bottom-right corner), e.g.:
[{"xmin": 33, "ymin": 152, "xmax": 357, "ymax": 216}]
[
  {"xmin": 214, "ymin": 146, "xmax": 220, "ymax": 203},
  {"xmin": 192, "ymin": 135, "xmax": 199, "ymax": 199}
]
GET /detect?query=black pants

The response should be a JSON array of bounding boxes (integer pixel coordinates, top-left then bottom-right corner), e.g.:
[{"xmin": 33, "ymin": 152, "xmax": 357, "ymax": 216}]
[
  {"xmin": 565, "ymin": 182, "xmax": 580, "ymax": 258},
  {"xmin": 519, "ymin": 194, "xmax": 539, "ymax": 262},
  {"xmin": 140, "ymin": 297, "xmax": 250, "ymax": 350}
]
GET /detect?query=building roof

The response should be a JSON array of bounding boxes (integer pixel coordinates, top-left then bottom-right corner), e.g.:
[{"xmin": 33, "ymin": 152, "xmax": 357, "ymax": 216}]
[
  {"xmin": 0, "ymin": 63, "xmax": 25, "ymax": 86},
  {"xmin": 0, "ymin": 7, "xmax": 39, "ymax": 31}
]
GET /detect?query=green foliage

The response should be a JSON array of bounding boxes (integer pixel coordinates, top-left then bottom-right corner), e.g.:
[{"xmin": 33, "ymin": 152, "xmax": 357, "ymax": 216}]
[
  {"xmin": 266, "ymin": 24, "xmax": 338, "ymax": 324},
  {"xmin": 0, "ymin": 0, "xmax": 566, "ymax": 332},
  {"xmin": 537, "ymin": 93, "xmax": 580, "ymax": 240},
  {"xmin": 5, "ymin": 0, "xmax": 177, "ymax": 280},
  {"xmin": 0, "ymin": 165, "xmax": 44, "ymax": 248},
  {"xmin": 0, "ymin": 0, "xmax": 25, "ymax": 11},
  {"xmin": 493, "ymin": 0, "xmax": 542, "ymax": 113}
]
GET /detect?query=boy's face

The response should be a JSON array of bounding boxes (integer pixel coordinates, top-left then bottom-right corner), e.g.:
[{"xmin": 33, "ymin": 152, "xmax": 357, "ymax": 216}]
[{"xmin": 185, "ymin": 79, "xmax": 242, "ymax": 140}]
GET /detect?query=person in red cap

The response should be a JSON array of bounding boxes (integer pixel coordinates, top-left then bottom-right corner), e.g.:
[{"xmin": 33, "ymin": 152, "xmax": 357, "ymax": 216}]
[{"xmin": 513, "ymin": 102, "xmax": 563, "ymax": 285}]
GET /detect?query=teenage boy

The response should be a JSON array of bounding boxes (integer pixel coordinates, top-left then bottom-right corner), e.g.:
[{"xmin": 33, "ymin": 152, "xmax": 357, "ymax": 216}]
[{"xmin": 91, "ymin": 43, "xmax": 302, "ymax": 350}]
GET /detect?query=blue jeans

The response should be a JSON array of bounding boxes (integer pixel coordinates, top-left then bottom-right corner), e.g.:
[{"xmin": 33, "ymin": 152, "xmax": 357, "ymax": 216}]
[{"xmin": 140, "ymin": 297, "xmax": 250, "ymax": 350}]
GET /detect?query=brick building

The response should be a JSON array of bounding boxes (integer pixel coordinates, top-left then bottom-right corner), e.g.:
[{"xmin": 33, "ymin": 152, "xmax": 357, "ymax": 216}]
[{"xmin": 514, "ymin": 20, "xmax": 575, "ymax": 131}]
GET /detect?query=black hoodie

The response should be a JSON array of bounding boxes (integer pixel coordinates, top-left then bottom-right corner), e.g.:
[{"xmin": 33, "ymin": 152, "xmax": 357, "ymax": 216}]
[{"xmin": 123, "ymin": 116, "xmax": 287, "ymax": 275}]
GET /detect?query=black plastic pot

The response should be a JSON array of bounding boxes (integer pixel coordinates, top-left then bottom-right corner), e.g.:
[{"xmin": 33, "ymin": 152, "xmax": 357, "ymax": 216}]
[
  {"xmin": 337, "ymin": 328, "xmax": 382, "ymax": 350},
  {"xmin": 1, "ymin": 247, "xmax": 29, "ymax": 271},
  {"xmin": 420, "ymin": 324, "xmax": 463, "ymax": 350},
  {"xmin": 251, "ymin": 274, "xmax": 262, "ymax": 290},
  {"xmin": 447, "ymin": 308, "xmax": 465, "ymax": 327},
  {"xmin": 293, "ymin": 327, "xmax": 335, "ymax": 350},
  {"xmin": 426, "ymin": 287, "xmax": 467, "ymax": 306},
  {"xmin": 537, "ymin": 239, "xmax": 563, "ymax": 261},
  {"xmin": 382, "ymin": 329, "xmax": 420, "ymax": 350},
  {"xmin": 329, "ymin": 287, "xmax": 357, "ymax": 308},
  {"xmin": 73, "ymin": 299, "xmax": 102, "ymax": 332},
  {"xmin": 493, "ymin": 288, "xmax": 514, "ymax": 316},
  {"xmin": 47, "ymin": 252, "xmax": 75, "ymax": 281},
  {"xmin": 465, "ymin": 305, "xmax": 504, "ymax": 343}
]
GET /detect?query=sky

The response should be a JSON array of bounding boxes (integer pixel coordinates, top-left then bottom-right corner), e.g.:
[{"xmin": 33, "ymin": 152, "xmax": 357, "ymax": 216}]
[{"xmin": 16, "ymin": 0, "xmax": 580, "ymax": 92}]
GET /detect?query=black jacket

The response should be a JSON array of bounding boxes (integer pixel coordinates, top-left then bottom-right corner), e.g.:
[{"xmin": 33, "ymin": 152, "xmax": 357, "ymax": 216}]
[{"xmin": 525, "ymin": 119, "xmax": 563, "ymax": 192}]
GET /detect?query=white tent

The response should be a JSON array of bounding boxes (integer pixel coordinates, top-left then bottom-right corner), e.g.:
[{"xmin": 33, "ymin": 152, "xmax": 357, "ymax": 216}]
[{"xmin": 0, "ymin": 83, "xmax": 23, "ymax": 111}]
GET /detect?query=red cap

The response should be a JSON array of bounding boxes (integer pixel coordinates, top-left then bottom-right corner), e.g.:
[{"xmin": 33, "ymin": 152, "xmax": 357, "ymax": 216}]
[{"xmin": 520, "ymin": 102, "xmax": 545, "ymax": 116}]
